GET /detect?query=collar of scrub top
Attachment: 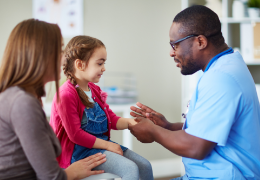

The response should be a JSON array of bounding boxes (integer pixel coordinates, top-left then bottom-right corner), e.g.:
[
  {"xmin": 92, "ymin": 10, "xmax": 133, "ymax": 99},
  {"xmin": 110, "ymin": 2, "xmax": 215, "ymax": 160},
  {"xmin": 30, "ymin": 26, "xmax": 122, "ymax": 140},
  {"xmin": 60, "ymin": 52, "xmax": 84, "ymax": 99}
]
[
  {"xmin": 182, "ymin": 47, "xmax": 234, "ymax": 119},
  {"xmin": 204, "ymin": 47, "xmax": 234, "ymax": 72}
]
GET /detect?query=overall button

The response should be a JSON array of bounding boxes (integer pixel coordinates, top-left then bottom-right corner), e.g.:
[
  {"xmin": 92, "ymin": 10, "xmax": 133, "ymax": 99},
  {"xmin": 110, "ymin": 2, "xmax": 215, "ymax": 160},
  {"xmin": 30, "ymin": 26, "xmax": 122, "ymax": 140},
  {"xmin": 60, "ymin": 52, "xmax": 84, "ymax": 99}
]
[{"xmin": 104, "ymin": 107, "xmax": 106, "ymax": 110}]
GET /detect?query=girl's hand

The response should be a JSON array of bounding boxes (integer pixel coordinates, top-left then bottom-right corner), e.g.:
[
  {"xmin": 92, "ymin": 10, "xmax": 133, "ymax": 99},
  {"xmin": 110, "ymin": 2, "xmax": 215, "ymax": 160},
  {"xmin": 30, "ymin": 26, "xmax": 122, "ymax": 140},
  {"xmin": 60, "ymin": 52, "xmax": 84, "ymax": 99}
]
[
  {"xmin": 65, "ymin": 153, "xmax": 106, "ymax": 180},
  {"xmin": 106, "ymin": 142, "xmax": 123, "ymax": 156},
  {"xmin": 128, "ymin": 117, "xmax": 156, "ymax": 143},
  {"xmin": 128, "ymin": 118, "xmax": 138, "ymax": 127}
]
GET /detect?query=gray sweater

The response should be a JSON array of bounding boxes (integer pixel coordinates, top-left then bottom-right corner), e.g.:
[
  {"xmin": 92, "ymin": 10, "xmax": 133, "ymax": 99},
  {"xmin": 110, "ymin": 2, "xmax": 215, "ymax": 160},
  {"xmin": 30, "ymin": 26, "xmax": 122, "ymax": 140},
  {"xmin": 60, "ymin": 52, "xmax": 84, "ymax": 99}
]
[{"xmin": 0, "ymin": 87, "xmax": 67, "ymax": 180}]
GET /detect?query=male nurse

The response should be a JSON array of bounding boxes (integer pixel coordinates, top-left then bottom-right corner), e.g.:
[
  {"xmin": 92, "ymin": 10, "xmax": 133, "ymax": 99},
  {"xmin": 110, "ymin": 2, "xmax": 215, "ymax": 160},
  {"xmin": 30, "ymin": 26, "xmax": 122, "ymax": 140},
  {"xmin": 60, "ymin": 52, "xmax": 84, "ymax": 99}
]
[{"xmin": 129, "ymin": 5, "xmax": 260, "ymax": 180}]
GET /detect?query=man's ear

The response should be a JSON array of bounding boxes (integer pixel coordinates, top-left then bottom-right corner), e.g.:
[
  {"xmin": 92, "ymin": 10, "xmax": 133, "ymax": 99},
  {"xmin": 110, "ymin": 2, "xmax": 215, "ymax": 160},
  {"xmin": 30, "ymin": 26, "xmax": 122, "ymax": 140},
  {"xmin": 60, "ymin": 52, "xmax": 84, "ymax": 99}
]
[
  {"xmin": 74, "ymin": 59, "xmax": 85, "ymax": 71},
  {"xmin": 196, "ymin": 35, "xmax": 208, "ymax": 50}
]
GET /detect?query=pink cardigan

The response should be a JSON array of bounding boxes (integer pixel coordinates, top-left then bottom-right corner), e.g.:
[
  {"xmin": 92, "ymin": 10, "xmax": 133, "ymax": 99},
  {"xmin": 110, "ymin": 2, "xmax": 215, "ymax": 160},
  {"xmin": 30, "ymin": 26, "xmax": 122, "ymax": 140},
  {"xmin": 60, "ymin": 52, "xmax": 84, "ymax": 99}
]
[{"xmin": 49, "ymin": 80, "xmax": 120, "ymax": 168}]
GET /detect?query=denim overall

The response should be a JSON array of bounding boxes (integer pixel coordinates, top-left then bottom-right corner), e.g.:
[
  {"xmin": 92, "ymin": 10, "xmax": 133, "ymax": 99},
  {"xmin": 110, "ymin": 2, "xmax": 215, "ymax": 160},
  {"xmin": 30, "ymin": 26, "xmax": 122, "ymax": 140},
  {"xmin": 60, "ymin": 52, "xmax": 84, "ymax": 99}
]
[{"xmin": 71, "ymin": 102, "xmax": 127, "ymax": 164}]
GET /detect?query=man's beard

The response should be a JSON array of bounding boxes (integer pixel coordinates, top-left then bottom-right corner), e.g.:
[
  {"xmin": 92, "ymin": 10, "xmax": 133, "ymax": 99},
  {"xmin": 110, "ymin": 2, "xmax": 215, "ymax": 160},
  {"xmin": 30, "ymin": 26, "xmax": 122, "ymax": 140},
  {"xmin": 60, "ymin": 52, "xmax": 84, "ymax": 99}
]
[
  {"xmin": 179, "ymin": 45, "xmax": 201, "ymax": 75},
  {"xmin": 180, "ymin": 58, "xmax": 201, "ymax": 75}
]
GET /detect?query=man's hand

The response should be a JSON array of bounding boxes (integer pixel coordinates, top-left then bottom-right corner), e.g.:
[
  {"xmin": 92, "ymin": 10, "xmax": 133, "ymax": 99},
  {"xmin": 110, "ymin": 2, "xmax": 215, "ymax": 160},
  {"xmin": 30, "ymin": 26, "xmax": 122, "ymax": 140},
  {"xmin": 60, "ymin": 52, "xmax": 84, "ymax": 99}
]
[
  {"xmin": 130, "ymin": 102, "xmax": 170, "ymax": 129},
  {"xmin": 128, "ymin": 117, "xmax": 156, "ymax": 143}
]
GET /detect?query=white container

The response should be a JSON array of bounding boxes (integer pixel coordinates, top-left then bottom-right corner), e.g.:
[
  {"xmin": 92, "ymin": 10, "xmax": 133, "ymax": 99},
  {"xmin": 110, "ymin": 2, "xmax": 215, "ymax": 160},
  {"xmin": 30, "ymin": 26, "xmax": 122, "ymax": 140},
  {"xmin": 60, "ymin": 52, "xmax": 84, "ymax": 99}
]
[
  {"xmin": 255, "ymin": 84, "xmax": 260, "ymax": 102},
  {"xmin": 205, "ymin": 0, "xmax": 222, "ymax": 18},
  {"xmin": 248, "ymin": 8, "xmax": 260, "ymax": 18},
  {"xmin": 232, "ymin": 0, "xmax": 245, "ymax": 19},
  {"xmin": 240, "ymin": 22, "xmax": 254, "ymax": 62}
]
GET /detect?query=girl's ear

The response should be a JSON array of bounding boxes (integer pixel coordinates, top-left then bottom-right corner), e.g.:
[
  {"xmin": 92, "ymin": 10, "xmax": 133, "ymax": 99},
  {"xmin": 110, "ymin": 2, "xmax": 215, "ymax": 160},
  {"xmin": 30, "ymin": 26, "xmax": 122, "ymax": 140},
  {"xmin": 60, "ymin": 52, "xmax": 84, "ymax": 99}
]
[{"xmin": 75, "ymin": 59, "xmax": 85, "ymax": 71}]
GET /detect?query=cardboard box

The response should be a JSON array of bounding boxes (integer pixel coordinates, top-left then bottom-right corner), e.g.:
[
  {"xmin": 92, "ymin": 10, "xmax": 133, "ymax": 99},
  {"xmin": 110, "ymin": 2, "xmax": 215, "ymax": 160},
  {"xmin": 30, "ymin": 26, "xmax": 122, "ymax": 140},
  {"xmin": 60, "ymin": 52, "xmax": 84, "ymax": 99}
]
[
  {"xmin": 240, "ymin": 22, "xmax": 260, "ymax": 62},
  {"xmin": 254, "ymin": 23, "xmax": 260, "ymax": 60}
]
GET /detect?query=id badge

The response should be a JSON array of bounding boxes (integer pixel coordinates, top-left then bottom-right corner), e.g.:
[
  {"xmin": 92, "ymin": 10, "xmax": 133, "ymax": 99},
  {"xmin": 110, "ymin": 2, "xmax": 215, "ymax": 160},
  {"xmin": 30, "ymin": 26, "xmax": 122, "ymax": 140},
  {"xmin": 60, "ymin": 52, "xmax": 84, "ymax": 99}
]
[{"xmin": 182, "ymin": 100, "xmax": 190, "ymax": 130}]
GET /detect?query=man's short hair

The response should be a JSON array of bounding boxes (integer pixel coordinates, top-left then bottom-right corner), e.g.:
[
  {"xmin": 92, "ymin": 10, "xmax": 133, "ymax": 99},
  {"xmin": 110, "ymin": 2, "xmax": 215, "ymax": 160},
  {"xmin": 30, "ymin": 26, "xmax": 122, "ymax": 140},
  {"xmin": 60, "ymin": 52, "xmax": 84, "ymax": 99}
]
[{"xmin": 173, "ymin": 5, "xmax": 224, "ymax": 47}]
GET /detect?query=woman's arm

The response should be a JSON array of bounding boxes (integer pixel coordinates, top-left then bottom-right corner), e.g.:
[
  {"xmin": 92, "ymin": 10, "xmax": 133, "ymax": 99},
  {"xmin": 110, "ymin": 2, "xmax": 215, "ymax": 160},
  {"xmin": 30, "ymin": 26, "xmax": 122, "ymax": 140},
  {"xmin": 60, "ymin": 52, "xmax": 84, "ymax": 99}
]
[
  {"xmin": 12, "ymin": 95, "xmax": 107, "ymax": 180},
  {"xmin": 65, "ymin": 153, "xmax": 106, "ymax": 180},
  {"xmin": 11, "ymin": 95, "xmax": 67, "ymax": 180}
]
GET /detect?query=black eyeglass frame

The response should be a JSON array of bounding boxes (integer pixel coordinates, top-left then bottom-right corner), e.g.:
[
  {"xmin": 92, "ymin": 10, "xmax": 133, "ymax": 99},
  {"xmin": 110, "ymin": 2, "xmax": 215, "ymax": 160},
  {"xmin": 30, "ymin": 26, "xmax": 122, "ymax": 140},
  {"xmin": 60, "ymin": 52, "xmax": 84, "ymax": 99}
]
[
  {"xmin": 169, "ymin": 34, "xmax": 198, "ymax": 50},
  {"xmin": 170, "ymin": 31, "xmax": 221, "ymax": 50}
]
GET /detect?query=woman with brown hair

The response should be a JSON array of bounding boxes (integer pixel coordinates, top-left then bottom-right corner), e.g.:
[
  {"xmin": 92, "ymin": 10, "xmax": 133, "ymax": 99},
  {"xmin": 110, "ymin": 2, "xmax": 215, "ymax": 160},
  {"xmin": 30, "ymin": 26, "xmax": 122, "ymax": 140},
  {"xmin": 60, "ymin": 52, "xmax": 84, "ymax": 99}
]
[{"xmin": 0, "ymin": 19, "xmax": 106, "ymax": 180}]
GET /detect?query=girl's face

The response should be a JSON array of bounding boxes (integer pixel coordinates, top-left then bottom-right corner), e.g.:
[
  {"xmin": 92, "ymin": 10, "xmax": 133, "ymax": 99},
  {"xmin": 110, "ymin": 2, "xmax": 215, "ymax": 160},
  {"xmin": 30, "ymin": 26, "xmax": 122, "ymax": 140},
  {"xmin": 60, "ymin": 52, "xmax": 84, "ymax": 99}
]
[{"xmin": 81, "ymin": 47, "xmax": 107, "ymax": 83}]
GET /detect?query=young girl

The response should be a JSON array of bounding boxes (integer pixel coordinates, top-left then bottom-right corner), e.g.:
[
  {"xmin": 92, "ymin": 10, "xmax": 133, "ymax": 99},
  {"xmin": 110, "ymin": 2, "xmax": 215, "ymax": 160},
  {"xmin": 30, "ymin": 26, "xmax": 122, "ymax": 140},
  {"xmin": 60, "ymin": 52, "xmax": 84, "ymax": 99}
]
[{"xmin": 50, "ymin": 36, "xmax": 153, "ymax": 180}]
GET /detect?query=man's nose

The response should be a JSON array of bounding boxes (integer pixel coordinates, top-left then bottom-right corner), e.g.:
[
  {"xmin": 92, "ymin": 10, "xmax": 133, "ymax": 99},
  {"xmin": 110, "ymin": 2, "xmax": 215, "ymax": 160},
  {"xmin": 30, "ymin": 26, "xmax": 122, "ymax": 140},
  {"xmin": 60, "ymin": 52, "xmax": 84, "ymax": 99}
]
[{"xmin": 169, "ymin": 48, "xmax": 175, "ymax": 57}]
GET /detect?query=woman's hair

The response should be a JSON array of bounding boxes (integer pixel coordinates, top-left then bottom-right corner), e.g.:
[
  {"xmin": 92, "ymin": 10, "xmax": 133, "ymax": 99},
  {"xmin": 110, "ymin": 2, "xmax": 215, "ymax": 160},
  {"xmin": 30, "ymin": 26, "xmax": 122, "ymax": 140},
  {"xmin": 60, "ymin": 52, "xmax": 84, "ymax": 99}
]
[
  {"xmin": 63, "ymin": 35, "xmax": 105, "ymax": 108},
  {"xmin": 0, "ymin": 19, "xmax": 62, "ymax": 100}
]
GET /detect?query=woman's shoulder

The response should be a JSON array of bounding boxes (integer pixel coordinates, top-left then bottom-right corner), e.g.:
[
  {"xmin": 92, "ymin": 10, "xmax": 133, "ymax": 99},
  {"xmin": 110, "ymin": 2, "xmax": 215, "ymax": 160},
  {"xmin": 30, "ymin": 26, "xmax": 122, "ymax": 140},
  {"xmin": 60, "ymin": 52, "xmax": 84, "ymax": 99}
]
[
  {"xmin": 0, "ymin": 86, "xmax": 41, "ymax": 108},
  {"xmin": 0, "ymin": 86, "xmax": 43, "ymax": 123}
]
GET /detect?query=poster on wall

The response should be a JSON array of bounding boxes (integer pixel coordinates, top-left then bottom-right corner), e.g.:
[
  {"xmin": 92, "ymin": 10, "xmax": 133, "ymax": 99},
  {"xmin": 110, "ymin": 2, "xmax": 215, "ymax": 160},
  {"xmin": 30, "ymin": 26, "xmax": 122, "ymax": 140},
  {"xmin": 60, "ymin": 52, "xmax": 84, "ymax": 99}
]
[{"xmin": 32, "ymin": 0, "xmax": 83, "ymax": 38}]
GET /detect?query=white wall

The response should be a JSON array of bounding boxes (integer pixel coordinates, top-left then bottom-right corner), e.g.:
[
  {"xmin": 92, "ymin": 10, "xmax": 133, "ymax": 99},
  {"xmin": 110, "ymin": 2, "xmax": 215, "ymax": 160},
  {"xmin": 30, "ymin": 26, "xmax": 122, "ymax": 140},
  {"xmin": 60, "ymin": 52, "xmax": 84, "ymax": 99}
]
[
  {"xmin": 0, "ymin": 0, "xmax": 32, "ymax": 59},
  {"xmin": 0, "ymin": 0, "xmax": 182, "ymax": 162}
]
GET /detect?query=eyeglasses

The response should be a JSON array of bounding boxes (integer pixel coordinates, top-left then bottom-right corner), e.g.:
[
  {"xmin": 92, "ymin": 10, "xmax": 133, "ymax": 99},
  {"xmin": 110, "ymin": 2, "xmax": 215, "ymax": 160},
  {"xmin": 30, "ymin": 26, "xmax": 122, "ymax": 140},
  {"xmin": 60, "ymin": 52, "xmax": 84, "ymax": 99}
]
[
  {"xmin": 170, "ymin": 31, "xmax": 221, "ymax": 51},
  {"xmin": 169, "ymin": 34, "xmax": 198, "ymax": 51}
]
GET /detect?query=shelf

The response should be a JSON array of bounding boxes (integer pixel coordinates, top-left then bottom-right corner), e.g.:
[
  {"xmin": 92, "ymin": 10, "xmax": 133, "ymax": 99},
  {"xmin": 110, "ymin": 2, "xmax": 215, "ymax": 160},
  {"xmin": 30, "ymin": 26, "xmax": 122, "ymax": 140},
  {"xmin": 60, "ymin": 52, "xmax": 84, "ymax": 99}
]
[
  {"xmin": 246, "ymin": 62, "xmax": 260, "ymax": 65},
  {"xmin": 221, "ymin": 17, "xmax": 260, "ymax": 24}
]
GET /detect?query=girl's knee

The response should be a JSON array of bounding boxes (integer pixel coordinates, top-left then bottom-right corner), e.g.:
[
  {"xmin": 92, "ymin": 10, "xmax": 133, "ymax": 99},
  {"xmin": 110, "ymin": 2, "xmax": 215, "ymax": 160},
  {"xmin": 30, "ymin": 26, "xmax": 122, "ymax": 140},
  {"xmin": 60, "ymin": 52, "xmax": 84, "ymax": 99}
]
[
  {"xmin": 138, "ymin": 158, "xmax": 152, "ymax": 170},
  {"xmin": 125, "ymin": 160, "xmax": 139, "ymax": 172},
  {"xmin": 138, "ymin": 159, "xmax": 154, "ymax": 180},
  {"xmin": 120, "ymin": 161, "xmax": 139, "ymax": 180}
]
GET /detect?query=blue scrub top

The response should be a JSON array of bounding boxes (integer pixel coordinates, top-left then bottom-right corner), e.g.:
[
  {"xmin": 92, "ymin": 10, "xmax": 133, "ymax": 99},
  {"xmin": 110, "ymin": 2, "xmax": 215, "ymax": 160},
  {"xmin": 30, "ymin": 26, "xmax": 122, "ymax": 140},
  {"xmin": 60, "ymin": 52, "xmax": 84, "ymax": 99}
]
[{"xmin": 182, "ymin": 51, "xmax": 260, "ymax": 180}]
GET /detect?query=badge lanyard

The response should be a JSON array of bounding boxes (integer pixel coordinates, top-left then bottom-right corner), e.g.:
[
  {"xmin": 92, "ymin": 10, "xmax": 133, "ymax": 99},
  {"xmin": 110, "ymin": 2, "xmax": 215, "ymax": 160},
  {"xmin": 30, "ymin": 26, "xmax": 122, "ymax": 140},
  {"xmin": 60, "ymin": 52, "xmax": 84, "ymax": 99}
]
[{"xmin": 182, "ymin": 47, "xmax": 234, "ymax": 121}]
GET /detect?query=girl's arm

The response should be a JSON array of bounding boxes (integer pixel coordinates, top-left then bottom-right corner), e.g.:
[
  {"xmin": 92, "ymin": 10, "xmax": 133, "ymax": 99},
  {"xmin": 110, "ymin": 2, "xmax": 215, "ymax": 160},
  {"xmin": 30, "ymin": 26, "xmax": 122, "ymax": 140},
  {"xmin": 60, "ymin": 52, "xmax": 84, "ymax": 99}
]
[
  {"xmin": 93, "ymin": 138, "xmax": 124, "ymax": 156},
  {"xmin": 116, "ymin": 118, "xmax": 138, "ymax": 130},
  {"xmin": 58, "ymin": 92, "xmax": 123, "ymax": 156},
  {"xmin": 56, "ymin": 91, "xmax": 96, "ymax": 148}
]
